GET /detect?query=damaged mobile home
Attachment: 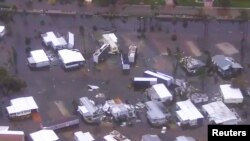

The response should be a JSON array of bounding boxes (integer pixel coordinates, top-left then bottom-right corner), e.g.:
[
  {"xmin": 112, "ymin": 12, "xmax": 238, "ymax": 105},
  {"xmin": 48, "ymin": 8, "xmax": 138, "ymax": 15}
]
[
  {"xmin": 176, "ymin": 99, "xmax": 204, "ymax": 127},
  {"xmin": 77, "ymin": 97, "xmax": 102, "ymax": 123},
  {"xmin": 93, "ymin": 44, "xmax": 110, "ymax": 64},
  {"xmin": 27, "ymin": 49, "xmax": 50, "ymax": 68},
  {"xmin": 104, "ymin": 130, "xmax": 131, "ymax": 141},
  {"xmin": 145, "ymin": 101, "xmax": 170, "ymax": 126},
  {"xmin": 102, "ymin": 33, "xmax": 119, "ymax": 54},
  {"xmin": 103, "ymin": 99, "xmax": 135, "ymax": 121},
  {"xmin": 202, "ymin": 101, "xmax": 239, "ymax": 125}
]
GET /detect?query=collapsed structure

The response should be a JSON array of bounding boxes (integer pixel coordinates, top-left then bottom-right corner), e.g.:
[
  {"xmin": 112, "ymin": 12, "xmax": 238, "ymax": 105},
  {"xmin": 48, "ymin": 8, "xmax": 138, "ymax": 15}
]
[
  {"xmin": 212, "ymin": 55, "xmax": 242, "ymax": 77},
  {"xmin": 180, "ymin": 56, "xmax": 205, "ymax": 74},
  {"xmin": 104, "ymin": 130, "xmax": 131, "ymax": 141},
  {"xmin": 77, "ymin": 97, "xmax": 102, "ymax": 123},
  {"xmin": 93, "ymin": 44, "xmax": 110, "ymax": 64},
  {"xmin": 102, "ymin": 33, "xmax": 119, "ymax": 54},
  {"xmin": 145, "ymin": 101, "xmax": 170, "ymax": 126},
  {"xmin": 102, "ymin": 99, "xmax": 135, "ymax": 121}
]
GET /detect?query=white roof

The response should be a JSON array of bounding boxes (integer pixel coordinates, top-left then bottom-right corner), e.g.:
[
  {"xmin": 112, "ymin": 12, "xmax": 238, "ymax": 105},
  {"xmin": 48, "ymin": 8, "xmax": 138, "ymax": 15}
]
[
  {"xmin": 30, "ymin": 49, "xmax": 49, "ymax": 63},
  {"xmin": 134, "ymin": 77, "xmax": 157, "ymax": 82},
  {"xmin": 41, "ymin": 32, "xmax": 67, "ymax": 48},
  {"xmin": 176, "ymin": 110, "xmax": 189, "ymax": 122},
  {"xmin": 78, "ymin": 106, "xmax": 90, "ymax": 116},
  {"xmin": 220, "ymin": 84, "xmax": 243, "ymax": 101},
  {"xmin": 0, "ymin": 126, "xmax": 9, "ymax": 131},
  {"xmin": 104, "ymin": 135, "xmax": 117, "ymax": 141},
  {"xmin": 0, "ymin": 131, "xmax": 24, "ymax": 135},
  {"xmin": 176, "ymin": 136, "xmax": 196, "ymax": 141},
  {"xmin": 6, "ymin": 96, "xmax": 38, "ymax": 114},
  {"xmin": 30, "ymin": 130, "xmax": 59, "ymax": 141},
  {"xmin": 144, "ymin": 70, "xmax": 173, "ymax": 82},
  {"xmin": 176, "ymin": 99, "xmax": 204, "ymax": 121},
  {"xmin": 0, "ymin": 26, "xmax": 5, "ymax": 33},
  {"xmin": 58, "ymin": 49, "xmax": 85, "ymax": 64},
  {"xmin": 202, "ymin": 101, "xmax": 238, "ymax": 124},
  {"xmin": 102, "ymin": 33, "xmax": 118, "ymax": 49},
  {"xmin": 152, "ymin": 84, "xmax": 172, "ymax": 99},
  {"xmin": 74, "ymin": 131, "xmax": 94, "ymax": 141},
  {"xmin": 68, "ymin": 32, "xmax": 74, "ymax": 45}
]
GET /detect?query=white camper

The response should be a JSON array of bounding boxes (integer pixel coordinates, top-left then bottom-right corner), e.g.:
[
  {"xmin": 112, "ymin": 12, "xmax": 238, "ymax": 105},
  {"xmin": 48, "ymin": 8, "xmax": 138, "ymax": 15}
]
[
  {"xmin": 147, "ymin": 84, "xmax": 173, "ymax": 102},
  {"xmin": 58, "ymin": 49, "xmax": 85, "ymax": 69},
  {"xmin": 27, "ymin": 49, "xmax": 50, "ymax": 68}
]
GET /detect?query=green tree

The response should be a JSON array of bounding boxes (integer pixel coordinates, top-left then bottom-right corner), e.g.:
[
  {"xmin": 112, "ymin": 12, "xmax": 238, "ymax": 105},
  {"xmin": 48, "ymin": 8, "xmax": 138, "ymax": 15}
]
[{"xmin": 0, "ymin": 67, "xmax": 27, "ymax": 95}]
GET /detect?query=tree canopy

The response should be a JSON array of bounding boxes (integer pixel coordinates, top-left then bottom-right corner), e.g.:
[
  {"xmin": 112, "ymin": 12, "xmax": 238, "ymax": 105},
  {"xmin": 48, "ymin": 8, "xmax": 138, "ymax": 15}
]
[{"xmin": 0, "ymin": 67, "xmax": 26, "ymax": 94}]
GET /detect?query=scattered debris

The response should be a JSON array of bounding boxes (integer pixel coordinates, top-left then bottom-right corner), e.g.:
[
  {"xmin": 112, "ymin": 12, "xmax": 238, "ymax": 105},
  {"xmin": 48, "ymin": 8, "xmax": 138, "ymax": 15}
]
[
  {"xmin": 87, "ymin": 85, "xmax": 100, "ymax": 91},
  {"xmin": 95, "ymin": 93, "xmax": 105, "ymax": 98}
]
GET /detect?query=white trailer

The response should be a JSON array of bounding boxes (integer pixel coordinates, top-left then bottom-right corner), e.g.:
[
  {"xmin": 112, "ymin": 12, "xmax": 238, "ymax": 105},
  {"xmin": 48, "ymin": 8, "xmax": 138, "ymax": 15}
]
[
  {"xmin": 27, "ymin": 49, "xmax": 50, "ymax": 68},
  {"xmin": 144, "ymin": 70, "xmax": 173, "ymax": 86},
  {"xmin": 147, "ymin": 83, "xmax": 173, "ymax": 102},
  {"xmin": 58, "ymin": 49, "xmax": 85, "ymax": 69},
  {"xmin": 220, "ymin": 84, "xmax": 244, "ymax": 104},
  {"xmin": 133, "ymin": 77, "xmax": 157, "ymax": 90}
]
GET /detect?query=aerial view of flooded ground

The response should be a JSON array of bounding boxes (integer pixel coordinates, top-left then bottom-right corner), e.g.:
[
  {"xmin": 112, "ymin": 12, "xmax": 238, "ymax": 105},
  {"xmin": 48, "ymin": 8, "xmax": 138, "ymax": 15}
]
[{"xmin": 1, "ymin": 1, "xmax": 250, "ymax": 141}]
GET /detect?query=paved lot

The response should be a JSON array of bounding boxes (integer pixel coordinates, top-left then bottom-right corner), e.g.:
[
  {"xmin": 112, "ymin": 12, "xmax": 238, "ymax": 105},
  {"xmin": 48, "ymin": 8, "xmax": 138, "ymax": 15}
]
[{"xmin": 1, "ymin": 12, "xmax": 250, "ymax": 141}]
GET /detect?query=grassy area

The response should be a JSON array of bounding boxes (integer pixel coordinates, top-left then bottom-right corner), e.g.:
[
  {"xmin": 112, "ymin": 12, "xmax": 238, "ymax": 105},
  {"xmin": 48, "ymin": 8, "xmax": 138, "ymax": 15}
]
[
  {"xmin": 214, "ymin": 0, "xmax": 250, "ymax": 8},
  {"xmin": 175, "ymin": 0, "xmax": 203, "ymax": 6},
  {"xmin": 126, "ymin": 0, "xmax": 166, "ymax": 5}
]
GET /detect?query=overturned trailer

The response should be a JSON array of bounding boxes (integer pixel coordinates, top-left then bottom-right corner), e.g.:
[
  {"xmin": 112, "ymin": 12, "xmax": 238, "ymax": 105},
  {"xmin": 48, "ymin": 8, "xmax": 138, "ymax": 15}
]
[
  {"xmin": 144, "ymin": 70, "xmax": 173, "ymax": 87},
  {"xmin": 121, "ymin": 53, "xmax": 130, "ymax": 74},
  {"xmin": 128, "ymin": 45, "xmax": 137, "ymax": 64},
  {"xmin": 41, "ymin": 116, "xmax": 80, "ymax": 130},
  {"xmin": 93, "ymin": 44, "xmax": 110, "ymax": 64},
  {"xmin": 133, "ymin": 77, "xmax": 157, "ymax": 90}
]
